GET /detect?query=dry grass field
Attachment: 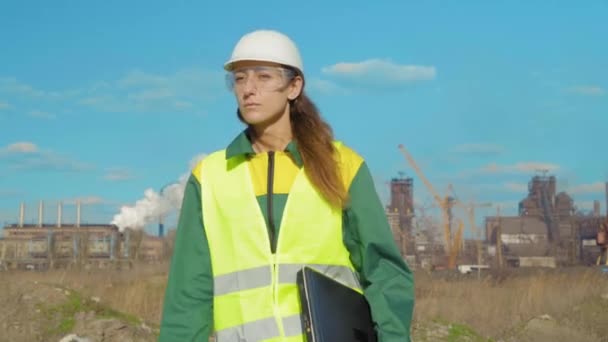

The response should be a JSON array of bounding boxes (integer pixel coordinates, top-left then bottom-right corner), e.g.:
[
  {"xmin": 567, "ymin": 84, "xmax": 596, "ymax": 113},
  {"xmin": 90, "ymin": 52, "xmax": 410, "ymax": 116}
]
[{"xmin": 1, "ymin": 264, "xmax": 607, "ymax": 341}]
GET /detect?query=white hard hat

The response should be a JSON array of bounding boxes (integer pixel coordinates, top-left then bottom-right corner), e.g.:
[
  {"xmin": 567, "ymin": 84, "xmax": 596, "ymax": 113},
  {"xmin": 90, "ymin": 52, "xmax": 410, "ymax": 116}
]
[{"xmin": 224, "ymin": 29, "xmax": 304, "ymax": 75}]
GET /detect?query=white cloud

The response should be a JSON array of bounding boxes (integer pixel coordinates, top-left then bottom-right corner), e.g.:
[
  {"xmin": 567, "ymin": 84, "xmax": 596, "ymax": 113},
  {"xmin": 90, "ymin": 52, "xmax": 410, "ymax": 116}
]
[
  {"xmin": 79, "ymin": 68, "xmax": 225, "ymax": 113},
  {"xmin": 0, "ymin": 77, "xmax": 81, "ymax": 100},
  {"xmin": 480, "ymin": 162, "xmax": 560, "ymax": 174},
  {"xmin": 0, "ymin": 68, "xmax": 224, "ymax": 117},
  {"xmin": 568, "ymin": 182, "xmax": 606, "ymax": 195},
  {"xmin": 7, "ymin": 153, "xmax": 93, "ymax": 172},
  {"xmin": 117, "ymin": 70, "xmax": 167, "ymax": 88},
  {"xmin": 28, "ymin": 110, "xmax": 56, "ymax": 120},
  {"xmin": 0, "ymin": 77, "xmax": 45, "ymax": 97},
  {"xmin": 0, "ymin": 101, "xmax": 11, "ymax": 110},
  {"xmin": 453, "ymin": 143, "xmax": 505, "ymax": 155},
  {"xmin": 0, "ymin": 142, "xmax": 92, "ymax": 172},
  {"xmin": 127, "ymin": 88, "xmax": 174, "ymax": 102},
  {"xmin": 322, "ymin": 59, "xmax": 436, "ymax": 84},
  {"xmin": 104, "ymin": 168, "xmax": 134, "ymax": 181},
  {"xmin": 504, "ymin": 182, "xmax": 528, "ymax": 193},
  {"xmin": 307, "ymin": 78, "xmax": 348, "ymax": 95},
  {"xmin": 0, "ymin": 141, "xmax": 39, "ymax": 154},
  {"xmin": 567, "ymin": 85, "xmax": 605, "ymax": 96}
]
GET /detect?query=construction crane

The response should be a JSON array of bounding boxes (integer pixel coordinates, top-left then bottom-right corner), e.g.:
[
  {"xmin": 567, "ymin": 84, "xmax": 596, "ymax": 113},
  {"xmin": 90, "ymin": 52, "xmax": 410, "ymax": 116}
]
[
  {"xmin": 449, "ymin": 196, "xmax": 492, "ymax": 267},
  {"xmin": 398, "ymin": 144, "xmax": 457, "ymax": 268}
]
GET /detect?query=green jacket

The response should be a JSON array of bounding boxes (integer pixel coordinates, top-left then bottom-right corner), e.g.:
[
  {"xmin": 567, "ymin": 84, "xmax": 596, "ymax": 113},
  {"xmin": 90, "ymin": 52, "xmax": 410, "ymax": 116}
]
[{"xmin": 159, "ymin": 131, "xmax": 415, "ymax": 341}]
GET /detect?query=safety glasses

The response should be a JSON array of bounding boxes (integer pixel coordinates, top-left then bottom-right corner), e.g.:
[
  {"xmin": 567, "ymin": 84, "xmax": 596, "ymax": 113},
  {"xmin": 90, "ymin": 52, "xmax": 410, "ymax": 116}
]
[{"xmin": 226, "ymin": 66, "xmax": 295, "ymax": 92}]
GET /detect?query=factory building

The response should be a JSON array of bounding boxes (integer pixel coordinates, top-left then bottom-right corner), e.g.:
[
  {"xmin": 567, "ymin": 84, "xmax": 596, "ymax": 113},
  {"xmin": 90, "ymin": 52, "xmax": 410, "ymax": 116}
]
[
  {"xmin": 485, "ymin": 176, "xmax": 607, "ymax": 267},
  {"xmin": 0, "ymin": 201, "xmax": 168, "ymax": 270},
  {"xmin": 386, "ymin": 175, "xmax": 415, "ymax": 257}
]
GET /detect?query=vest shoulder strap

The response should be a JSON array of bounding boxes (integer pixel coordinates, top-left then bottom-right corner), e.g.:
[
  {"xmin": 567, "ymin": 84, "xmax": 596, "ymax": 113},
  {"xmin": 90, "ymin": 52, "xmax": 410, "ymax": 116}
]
[
  {"xmin": 333, "ymin": 141, "xmax": 365, "ymax": 190},
  {"xmin": 192, "ymin": 149, "xmax": 225, "ymax": 184}
]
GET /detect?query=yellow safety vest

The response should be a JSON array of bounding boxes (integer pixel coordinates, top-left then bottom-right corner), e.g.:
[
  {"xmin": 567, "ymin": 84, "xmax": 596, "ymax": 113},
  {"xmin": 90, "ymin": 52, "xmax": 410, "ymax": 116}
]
[{"xmin": 199, "ymin": 141, "xmax": 363, "ymax": 342}]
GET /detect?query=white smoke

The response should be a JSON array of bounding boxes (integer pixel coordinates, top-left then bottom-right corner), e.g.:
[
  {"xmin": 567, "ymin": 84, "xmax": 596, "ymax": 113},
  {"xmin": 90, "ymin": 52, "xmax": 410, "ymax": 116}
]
[{"xmin": 111, "ymin": 153, "xmax": 207, "ymax": 232}]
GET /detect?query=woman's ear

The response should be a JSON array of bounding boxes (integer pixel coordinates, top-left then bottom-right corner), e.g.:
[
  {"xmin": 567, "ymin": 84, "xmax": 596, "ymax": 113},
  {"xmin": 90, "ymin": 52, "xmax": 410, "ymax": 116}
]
[{"xmin": 287, "ymin": 76, "xmax": 303, "ymax": 100}]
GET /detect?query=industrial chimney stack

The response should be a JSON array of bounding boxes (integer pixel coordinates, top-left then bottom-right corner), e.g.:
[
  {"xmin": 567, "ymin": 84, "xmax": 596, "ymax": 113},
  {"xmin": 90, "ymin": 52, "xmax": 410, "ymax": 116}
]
[
  {"xmin": 38, "ymin": 200, "xmax": 44, "ymax": 227},
  {"xmin": 57, "ymin": 201, "xmax": 63, "ymax": 227},
  {"xmin": 76, "ymin": 200, "xmax": 81, "ymax": 227},
  {"xmin": 19, "ymin": 202, "xmax": 25, "ymax": 228},
  {"xmin": 159, "ymin": 215, "xmax": 164, "ymax": 237}
]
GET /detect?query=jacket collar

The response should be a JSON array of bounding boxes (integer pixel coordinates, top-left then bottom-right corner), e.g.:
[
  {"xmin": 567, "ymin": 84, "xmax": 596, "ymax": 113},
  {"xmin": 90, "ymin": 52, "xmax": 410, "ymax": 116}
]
[{"xmin": 225, "ymin": 129, "xmax": 304, "ymax": 167}]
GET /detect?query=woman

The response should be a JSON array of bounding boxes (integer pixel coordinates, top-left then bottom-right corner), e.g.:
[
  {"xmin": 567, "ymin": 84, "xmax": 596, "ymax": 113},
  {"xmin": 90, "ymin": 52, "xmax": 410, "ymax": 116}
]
[{"xmin": 159, "ymin": 29, "xmax": 414, "ymax": 342}]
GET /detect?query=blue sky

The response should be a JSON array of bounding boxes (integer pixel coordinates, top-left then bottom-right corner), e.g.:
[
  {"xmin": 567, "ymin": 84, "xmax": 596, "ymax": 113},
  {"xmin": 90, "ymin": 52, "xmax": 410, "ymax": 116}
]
[{"xmin": 1, "ymin": 1, "xmax": 606, "ymax": 236}]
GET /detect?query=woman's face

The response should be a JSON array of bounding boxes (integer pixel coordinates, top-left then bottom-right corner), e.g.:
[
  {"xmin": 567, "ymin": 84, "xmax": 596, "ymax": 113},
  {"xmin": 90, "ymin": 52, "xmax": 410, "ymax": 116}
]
[{"xmin": 228, "ymin": 60, "xmax": 302, "ymax": 126}]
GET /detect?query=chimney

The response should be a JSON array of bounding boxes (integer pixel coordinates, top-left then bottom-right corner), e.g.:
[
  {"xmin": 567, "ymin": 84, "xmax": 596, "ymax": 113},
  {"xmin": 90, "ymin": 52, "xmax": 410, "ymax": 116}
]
[
  {"xmin": 76, "ymin": 200, "xmax": 81, "ymax": 228},
  {"xmin": 124, "ymin": 229, "xmax": 130, "ymax": 258},
  {"xmin": 38, "ymin": 200, "xmax": 44, "ymax": 227},
  {"xmin": 593, "ymin": 200, "xmax": 601, "ymax": 217},
  {"xmin": 159, "ymin": 215, "xmax": 164, "ymax": 237},
  {"xmin": 57, "ymin": 201, "xmax": 63, "ymax": 227},
  {"xmin": 19, "ymin": 202, "xmax": 25, "ymax": 228}
]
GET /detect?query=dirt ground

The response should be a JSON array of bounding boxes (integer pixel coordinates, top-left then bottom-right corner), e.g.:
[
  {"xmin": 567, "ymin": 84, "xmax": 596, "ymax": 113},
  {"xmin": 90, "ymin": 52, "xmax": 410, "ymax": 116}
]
[
  {"xmin": 0, "ymin": 277, "xmax": 157, "ymax": 342},
  {"xmin": 1, "ymin": 267, "xmax": 607, "ymax": 342}
]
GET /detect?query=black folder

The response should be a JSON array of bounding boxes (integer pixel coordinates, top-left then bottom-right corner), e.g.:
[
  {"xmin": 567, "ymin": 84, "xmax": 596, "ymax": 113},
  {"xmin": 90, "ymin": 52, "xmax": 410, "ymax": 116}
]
[{"xmin": 296, "ymin": 266, "xmax": 377, "ymax": 342}]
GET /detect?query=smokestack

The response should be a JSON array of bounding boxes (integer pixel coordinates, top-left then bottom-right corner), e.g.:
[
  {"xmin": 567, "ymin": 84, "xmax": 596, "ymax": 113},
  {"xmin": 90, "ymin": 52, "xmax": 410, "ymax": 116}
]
[
  {"xmin": 76, "ymin": 200, "xmax": 81, "ymax": 228},
  {"xmin": 124, "ymin": 229, "xmax": 130, "ymax": 258},
  {"xmin": 38, "ymin": 200, "xmax": 44, "ymax": 227},
  {"xmin": 19, "ymin": 202, "xmax": 25, "ymax": 228},
  {"xmin": 57, "ymin": 201, "xmax": 63, "ymax": 227},
  {"xmin": 593, "ymin": 200, "xmax": 601, "ymax": 217},
  {"xmin": 159, "ymin": 215, "xmax": 164, "ymax": 237}
]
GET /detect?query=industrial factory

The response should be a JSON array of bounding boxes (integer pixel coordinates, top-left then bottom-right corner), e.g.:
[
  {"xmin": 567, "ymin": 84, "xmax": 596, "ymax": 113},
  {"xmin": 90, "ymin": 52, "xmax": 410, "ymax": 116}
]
[
  {"xmin": 0, "ymin": 201, "xmax": 169, "ymax": 271},
  {"xmin": 385, "ymin": 172, "xmax": 608, "ymax": 270},
  {"xmin": 385, "ymin": 144, "xmax": 608, "ymax": 271},
  {"xmin": 1, "ymin": 165, "xmax": 607, "ymax": 272}
]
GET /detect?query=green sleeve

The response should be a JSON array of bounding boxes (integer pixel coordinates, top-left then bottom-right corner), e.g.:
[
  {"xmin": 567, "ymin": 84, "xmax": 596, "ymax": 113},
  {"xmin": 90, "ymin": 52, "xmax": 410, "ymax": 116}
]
[
  {"xmin": 343, "ymin": 162, "xmax": 415, "ymax": 342},
  {"xmin": 159, "ymin": 174, "xmax": 213, "ymax": 341}
]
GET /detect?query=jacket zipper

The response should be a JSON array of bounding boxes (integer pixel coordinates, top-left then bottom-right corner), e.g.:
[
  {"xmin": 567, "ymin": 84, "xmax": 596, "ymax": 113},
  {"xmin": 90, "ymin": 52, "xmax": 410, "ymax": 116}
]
[
  {"xmin": 268, "ymin": 151, "xmax": 284, "ymax": 336},
  {"xmin": 267, "ymin": 151, "xmax": 276, "ymax": 253}
]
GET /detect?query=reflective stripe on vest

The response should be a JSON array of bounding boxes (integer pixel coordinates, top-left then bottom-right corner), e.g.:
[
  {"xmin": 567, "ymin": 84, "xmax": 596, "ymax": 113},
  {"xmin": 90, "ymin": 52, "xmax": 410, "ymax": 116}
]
[
  {"xmin": 200, "ymin": 141, "xmax": 361, "ymax": 342},
  {"xmin": 214, "ymin": 264, "xmax": 361, "ymax": 296},
  {"xmin": 214, "ymin": 314, "xmax": 303, "ymax": 341}
]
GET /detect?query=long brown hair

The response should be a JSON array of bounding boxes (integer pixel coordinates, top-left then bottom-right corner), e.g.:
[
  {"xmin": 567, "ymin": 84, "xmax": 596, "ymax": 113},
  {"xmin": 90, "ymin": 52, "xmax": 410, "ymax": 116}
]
[{"xmin": 290, "ymin": 92, "xmax": 348, "ymax": 209}]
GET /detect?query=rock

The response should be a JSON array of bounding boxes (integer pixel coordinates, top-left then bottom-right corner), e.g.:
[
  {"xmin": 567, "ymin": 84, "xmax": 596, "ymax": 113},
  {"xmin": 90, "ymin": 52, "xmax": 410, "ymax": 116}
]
[
  {"xmin": 90, "ymin": 296, "xmax": 100, "ymax": 303},
  {"xmin": 71, "ymin": 315, "xmax": 156, "ymax": 342},
  {"xmin": 59, "ymin": 334, "xmax": 91, "ymax": 342},
  {"xmin": 601, "ymin": 293, "xmax": 608, "ymax": 300},
  {"xmin": 514, "ymin": 316, "xmax": 600, "ymax": 342},
  {"xmin": 140, "ymin": 323, "xmax": 152, "ymax": 334}
]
